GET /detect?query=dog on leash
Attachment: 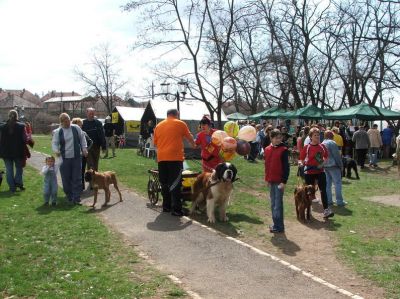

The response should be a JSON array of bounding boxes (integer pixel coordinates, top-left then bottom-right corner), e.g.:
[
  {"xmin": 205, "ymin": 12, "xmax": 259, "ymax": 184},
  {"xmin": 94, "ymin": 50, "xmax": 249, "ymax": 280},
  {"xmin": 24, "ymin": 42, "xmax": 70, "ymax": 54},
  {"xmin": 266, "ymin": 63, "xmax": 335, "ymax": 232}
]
[
  {"xmin": 294, "ymin": 184, "xmax": 316, "ymax": 222},
  {"xmin": 190, "ymin": 162, "xmax": 237, "ymax": 223},
  {"xmin": 342, "ymin": 156, "xmax": 359, "ymax": 179},
  {"xmin": 84, "ymin": 169, "xmax": 123, "ymax": 208}
]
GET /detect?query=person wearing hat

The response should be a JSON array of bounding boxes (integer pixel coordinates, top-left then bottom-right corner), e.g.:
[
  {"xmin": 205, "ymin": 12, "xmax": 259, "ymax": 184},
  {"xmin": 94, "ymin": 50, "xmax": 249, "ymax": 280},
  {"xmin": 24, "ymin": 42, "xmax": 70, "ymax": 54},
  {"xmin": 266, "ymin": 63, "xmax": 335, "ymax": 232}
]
[
  {"xmin": 195, "ymin": 115, "xmax": 222, "ymax": 172},
  {"xmin": 103, "ymin": 116, "xmax": 116, "ymax": 158}
]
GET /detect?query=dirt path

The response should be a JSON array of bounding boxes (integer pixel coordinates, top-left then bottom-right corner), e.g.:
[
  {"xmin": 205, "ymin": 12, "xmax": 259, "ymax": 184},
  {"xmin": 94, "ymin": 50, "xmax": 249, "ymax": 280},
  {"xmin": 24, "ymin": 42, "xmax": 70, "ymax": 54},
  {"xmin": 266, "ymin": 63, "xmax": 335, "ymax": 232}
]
[
  {"xmin": 365, "ymin": 195, "xmax": 400, "ymax": 207},
  {"xmin": 28, "ymin": 151, "xmax": 383, "ymax": 298},
  {"xmin": 236, "ymin": 190, "xmax": 386, "ymax": 299}
]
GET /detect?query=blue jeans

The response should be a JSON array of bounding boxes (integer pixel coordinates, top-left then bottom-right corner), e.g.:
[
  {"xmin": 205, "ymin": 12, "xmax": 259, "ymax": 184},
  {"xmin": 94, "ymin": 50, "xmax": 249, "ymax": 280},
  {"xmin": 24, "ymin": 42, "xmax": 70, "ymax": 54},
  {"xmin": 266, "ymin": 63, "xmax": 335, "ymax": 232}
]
[
  {"xmin": 59, "ymin": 157, "xmax": 82, "ymax": 202},
  {"xmin": 44, "ymin": 178, "xmax": 58, "ymax": 203},
  {"xmin": 269, "ymin": 183, "xmax": 284, "ymax": 232},
  {"xmin": 369, "ymin": 147, "xmax": 379, "ymax": 165},
  {"xmin": 325, "ymin": 167, "xmax": 345, "ymax": 206},
  {"xmin": 3, "ymin": 158, "xmax": 23, "ymax": 192}
]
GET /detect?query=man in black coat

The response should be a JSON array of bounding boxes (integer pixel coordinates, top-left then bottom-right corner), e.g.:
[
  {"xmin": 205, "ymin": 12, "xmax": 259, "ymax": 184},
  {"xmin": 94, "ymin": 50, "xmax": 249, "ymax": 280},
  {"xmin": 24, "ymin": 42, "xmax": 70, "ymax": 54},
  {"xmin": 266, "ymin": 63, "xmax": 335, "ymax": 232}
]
[{"xmin": 82, "ymin": 108, "xmax": 106, "ymax": 172}]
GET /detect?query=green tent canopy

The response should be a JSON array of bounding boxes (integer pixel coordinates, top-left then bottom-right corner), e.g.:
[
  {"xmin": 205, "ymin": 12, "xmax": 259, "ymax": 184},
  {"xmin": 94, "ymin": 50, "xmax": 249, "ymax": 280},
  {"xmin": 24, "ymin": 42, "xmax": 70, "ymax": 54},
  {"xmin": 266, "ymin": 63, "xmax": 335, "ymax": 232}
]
[
  {"xmin": 226, "ymin": 112, "xmax": 248, "ymax": 120},
  {"xmin": 280, "ymin": 105, "xmax": 325, "ymax": 120},
  {"xmin": 248, "ymin": 107, "xmax": 285, "ymax": 120},
  {"xmin": 324, "ymin": 103, "xmax": 400, "ymax": 121}
]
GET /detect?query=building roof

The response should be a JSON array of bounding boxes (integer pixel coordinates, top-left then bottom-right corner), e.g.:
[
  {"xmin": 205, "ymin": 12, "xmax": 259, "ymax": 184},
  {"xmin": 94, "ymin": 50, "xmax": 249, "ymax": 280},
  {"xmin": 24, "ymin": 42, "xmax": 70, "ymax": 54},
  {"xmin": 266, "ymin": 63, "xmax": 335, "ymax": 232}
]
[
  {"xmin": 150, "ymin": 98, "xmax": 228, "ymax": 121},
  {"xmin": 114, "ymin": 106, "xmax": 145, "ymax": 121},
  {"xmin": 43, "ymin": 96, "xmax": 91, "ymax": 103},
  {"xmin": 0, "ymin": 89, "xmax": 41, "ymax": 108},
  {"xmin": 41, "ymin": 91, "xmax": 80, "ymax": 102}
]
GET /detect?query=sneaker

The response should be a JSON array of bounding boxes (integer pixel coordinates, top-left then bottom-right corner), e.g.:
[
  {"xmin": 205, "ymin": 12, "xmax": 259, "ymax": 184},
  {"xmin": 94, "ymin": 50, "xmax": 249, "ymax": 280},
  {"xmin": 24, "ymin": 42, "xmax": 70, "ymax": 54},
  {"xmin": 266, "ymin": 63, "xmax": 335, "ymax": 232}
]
[
  {"xmin": 162, "ymin": 208, "xmax": 171, "ymax": 213},
  {"xmin": 323, "ymin": 208, "xmax": 334, "ymax": 218},
  {"xmin": 337, "ymin": 201, "xmax": 348, "ymax": 207},
  {"xmin": 51, "ymin": 202, "xmax": 57, "ymax": 207},
  {"xmin": 43, "ymin": 202, "xmax": 49, "ymax": 206},
  {"xmin": 269, "ymin": 225, "xmax": 284, "ymax": 233}
]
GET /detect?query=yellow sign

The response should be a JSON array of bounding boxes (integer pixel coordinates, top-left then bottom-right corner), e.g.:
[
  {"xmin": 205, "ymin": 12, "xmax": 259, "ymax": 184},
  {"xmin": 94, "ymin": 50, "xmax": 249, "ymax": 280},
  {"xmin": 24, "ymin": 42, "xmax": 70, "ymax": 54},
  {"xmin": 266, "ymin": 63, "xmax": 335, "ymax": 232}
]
[
  {"xmin": 126, "ymin": 121, "xmax": 140, "ymax": 133},
  {"xmin": 112, "ymin": 112, "xmax": 119, "ymax": 123}
]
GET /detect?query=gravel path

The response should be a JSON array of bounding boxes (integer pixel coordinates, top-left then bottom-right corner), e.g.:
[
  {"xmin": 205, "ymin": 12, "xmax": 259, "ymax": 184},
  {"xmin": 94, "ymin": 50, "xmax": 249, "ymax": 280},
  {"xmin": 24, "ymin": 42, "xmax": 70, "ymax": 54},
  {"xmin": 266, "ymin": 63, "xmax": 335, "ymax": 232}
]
[{"xmin": 29, "ymin": 151, "xmax": 361, "ymax": 299}]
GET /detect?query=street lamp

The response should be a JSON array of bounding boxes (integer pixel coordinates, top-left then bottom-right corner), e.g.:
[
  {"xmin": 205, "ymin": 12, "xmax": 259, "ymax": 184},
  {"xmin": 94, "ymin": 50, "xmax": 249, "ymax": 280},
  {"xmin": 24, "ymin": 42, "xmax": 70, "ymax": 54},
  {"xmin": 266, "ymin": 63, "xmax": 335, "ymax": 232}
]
[{"xmin": 160, "ymin": 80, "xmax": 188, "ymax": 111}]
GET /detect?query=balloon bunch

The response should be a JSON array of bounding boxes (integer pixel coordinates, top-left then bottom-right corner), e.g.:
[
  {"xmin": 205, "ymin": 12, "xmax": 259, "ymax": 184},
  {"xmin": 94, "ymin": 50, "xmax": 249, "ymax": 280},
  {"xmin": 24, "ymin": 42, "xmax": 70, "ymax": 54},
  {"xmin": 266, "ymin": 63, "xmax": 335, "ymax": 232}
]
[{"xmin": 210, "ymin": 121, "xmax": 256, "ymax": 162}]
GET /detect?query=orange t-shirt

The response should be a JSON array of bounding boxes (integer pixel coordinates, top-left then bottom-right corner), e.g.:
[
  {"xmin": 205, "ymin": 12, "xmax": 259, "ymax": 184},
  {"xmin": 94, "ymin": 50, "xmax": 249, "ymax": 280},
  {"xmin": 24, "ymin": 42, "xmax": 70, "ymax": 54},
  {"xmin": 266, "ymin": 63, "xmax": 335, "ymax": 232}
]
[{"xmin": 154, "ymin": 116, "xmax": 192, "ymax": 162}]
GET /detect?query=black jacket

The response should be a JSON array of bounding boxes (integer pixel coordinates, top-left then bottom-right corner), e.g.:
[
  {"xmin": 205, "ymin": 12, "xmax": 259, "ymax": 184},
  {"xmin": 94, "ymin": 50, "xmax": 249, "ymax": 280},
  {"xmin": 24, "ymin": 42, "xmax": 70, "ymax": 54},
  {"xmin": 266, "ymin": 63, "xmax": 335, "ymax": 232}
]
[
  {"xmin": 82, "ymin": 119, "xmax": 106, "ymax": 150},
  {"xmin": 0, "ymin": 121, "xmax": 26, "ymax": 159}
]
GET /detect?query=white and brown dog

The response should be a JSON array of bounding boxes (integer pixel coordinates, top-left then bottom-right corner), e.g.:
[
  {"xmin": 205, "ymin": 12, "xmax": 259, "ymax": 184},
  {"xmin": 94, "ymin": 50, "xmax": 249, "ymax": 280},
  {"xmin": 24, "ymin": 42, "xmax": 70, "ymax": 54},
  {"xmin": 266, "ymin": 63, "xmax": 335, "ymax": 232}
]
[{"xmin": 190, "ymin": 162, "xmax": 237, "ymax": 223}]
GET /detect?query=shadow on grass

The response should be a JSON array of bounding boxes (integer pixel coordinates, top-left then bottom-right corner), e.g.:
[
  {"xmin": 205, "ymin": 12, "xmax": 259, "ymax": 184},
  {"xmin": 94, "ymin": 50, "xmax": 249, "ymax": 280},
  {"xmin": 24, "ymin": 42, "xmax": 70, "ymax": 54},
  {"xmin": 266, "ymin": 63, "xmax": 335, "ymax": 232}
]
[
  {"xmin": 35, "ymin": 198, "xmax": 77, "ymax": 214},
  {"xmin": 270, "ymin": 234, "xmax": 301, "ymax": 256},
  {"xmin": 146, "ymin": 212, "xmax": 192, "ymax": 232},
  {"xmin": 0, "ymin": 190, "xmax": 22, "ymax": 198},
  {"xmin": 333, "ymin": 206, "xmax": 353, "ymax": 216}
]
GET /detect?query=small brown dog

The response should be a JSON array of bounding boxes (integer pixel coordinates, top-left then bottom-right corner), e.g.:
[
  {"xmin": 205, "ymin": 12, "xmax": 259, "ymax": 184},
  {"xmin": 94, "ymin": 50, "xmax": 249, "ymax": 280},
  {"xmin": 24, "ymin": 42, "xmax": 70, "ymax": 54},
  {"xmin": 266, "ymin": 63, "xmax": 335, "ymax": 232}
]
[
  {"xmin": 84, "ymin": 169, "xmax": 122, "ymax": 208},
  {"xmin": 294, "ymin": 185, "xmax": 316, "ymax": 222}
]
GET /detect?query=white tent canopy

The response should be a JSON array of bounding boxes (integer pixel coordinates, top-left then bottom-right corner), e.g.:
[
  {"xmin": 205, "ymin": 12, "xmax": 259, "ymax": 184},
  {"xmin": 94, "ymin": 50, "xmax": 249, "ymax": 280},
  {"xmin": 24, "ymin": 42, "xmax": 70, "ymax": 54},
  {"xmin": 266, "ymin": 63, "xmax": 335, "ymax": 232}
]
[
  {"xmin": 114, "ymin": 106, "xmax": 145, "ymax": 121},
  {"xmin": 149, "ymin": 98, "xmax": 228, "ymax": 121}
]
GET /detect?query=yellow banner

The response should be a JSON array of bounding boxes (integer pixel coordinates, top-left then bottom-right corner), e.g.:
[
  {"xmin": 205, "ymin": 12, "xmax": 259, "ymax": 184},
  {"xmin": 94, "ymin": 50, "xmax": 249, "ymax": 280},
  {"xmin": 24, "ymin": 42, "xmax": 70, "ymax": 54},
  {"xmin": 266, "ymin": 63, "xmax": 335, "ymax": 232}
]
[
  {"xmin": 126, "ymin": 120, "xmax": 140, "ymax": 133},
  {"xmin": 112, "ymin": 112, "xmax": 119, "ymax": 123}
]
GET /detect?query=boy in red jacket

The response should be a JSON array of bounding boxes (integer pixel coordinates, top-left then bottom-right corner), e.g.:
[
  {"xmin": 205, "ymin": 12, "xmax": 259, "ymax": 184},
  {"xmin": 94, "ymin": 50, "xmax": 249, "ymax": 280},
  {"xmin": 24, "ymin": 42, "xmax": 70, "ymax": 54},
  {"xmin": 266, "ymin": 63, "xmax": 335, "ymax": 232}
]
[{"xmin": 264, "ymin": 129, "xmax": 290, "ymax": 233}]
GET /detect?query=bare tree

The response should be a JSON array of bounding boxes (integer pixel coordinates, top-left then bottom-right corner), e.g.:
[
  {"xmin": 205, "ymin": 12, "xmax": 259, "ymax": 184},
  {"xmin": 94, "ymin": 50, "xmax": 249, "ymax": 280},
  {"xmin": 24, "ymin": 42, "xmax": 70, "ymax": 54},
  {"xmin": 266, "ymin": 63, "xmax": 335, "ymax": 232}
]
[
  {"xmin": 75, "ymin": 44, "xmax": 127, "ymax": 114},
  {"xmin": 123, "ymin": 0, "xmax": 243, "ymax": 127}
]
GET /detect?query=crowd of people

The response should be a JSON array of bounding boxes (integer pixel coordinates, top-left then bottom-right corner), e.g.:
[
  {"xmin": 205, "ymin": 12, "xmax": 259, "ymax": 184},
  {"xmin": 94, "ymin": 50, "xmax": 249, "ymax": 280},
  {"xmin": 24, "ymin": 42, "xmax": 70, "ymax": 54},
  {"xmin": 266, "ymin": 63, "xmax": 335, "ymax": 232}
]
[
  {"xmin": 1, "ymin": 107, "xmax": 399, "ymax": 232},
  {"xmin": 247, "ymin": 120, "xmax": 400, "ymax": 233}
]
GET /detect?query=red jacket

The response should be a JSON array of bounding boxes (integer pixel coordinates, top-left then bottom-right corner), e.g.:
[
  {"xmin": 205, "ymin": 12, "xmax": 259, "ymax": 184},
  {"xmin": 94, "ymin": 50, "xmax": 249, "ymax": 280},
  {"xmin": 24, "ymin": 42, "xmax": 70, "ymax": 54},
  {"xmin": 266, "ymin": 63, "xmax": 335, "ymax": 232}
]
[
  {"xmin": 299, "ymin": 143, "xmax": 328, "ymax": 174},
  {"xmin": 264, "ymin": 143, "xmax": 290, "ymax": 183}
]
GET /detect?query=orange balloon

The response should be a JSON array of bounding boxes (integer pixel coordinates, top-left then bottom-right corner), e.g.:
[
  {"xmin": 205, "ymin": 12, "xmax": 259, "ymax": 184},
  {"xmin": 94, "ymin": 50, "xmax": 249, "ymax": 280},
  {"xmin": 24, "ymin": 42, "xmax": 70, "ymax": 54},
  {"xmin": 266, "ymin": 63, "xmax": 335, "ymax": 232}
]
[{"xmin": 211, "ymin": 130, "xmax": 228, "ymax": 146}]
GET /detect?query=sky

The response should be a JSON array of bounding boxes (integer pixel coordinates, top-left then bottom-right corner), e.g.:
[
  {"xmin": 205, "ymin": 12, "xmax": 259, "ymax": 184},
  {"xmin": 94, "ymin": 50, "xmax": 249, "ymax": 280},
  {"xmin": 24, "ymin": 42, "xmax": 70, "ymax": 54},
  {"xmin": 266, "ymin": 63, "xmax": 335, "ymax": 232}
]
[{"xmin": 0, "ymin": 0, "xmax": 160, "ymax": 97}]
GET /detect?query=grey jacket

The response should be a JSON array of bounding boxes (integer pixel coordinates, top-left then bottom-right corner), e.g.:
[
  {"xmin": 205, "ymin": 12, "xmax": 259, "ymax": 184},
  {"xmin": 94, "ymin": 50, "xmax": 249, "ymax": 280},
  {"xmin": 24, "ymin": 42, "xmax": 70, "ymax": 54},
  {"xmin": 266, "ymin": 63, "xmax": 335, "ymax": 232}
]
[
  {"xmin": 322, "ymin": 139, "xmax": 343, "ymax": 168},
  {"xmin": 352, "ymin": 129, "xmax": 370, "ymax": 149}
]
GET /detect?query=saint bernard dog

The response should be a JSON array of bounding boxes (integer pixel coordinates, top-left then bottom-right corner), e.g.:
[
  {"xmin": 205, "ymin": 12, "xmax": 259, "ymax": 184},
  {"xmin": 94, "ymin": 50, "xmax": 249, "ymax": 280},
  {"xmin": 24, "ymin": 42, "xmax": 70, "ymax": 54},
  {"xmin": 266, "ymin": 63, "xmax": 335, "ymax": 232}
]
[{"xmin": 190, "ymin": 162, "xmax": 237, "ymax": 223}]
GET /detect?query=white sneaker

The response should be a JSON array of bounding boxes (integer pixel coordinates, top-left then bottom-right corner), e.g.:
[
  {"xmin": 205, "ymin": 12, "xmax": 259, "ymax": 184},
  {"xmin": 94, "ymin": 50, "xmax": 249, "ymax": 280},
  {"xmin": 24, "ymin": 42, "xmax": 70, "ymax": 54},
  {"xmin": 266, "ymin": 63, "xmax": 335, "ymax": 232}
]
[{"xmin": 323, "ymin": 208, "xmax": 334, "ymax": 218}]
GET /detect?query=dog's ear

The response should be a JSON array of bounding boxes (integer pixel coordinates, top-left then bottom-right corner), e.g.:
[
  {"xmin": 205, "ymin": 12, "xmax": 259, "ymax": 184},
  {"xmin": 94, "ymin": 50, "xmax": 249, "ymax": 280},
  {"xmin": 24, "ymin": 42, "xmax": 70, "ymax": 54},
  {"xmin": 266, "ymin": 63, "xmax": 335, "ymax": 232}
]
[
  {"xmin": 215, "ymin": 163, "xmax": 225, "ymax": 181},
  {"xmin": 230, "ymin": 163, "xmax": 238, "ymax": 182}
]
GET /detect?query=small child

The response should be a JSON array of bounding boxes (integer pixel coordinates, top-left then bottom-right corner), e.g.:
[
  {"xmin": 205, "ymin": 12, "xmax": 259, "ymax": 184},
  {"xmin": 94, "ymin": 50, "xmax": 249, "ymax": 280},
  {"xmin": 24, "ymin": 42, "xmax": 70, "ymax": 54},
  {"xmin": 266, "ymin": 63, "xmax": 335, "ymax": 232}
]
[
  {"xmin": 41, "ymin": 156, "xmax": 59, "ymax": 206},
  {"xmin": 264, "ymin": 129, "xmax": 290, "ymax": 233}
]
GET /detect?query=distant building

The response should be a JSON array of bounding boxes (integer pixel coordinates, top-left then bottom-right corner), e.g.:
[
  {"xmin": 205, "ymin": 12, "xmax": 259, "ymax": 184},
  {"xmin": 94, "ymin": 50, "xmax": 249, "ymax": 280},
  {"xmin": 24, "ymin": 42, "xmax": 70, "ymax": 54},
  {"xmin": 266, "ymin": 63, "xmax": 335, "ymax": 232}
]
[{"xmin": 0, "ymin": 88, "xmax": 42, "ymax": 122}]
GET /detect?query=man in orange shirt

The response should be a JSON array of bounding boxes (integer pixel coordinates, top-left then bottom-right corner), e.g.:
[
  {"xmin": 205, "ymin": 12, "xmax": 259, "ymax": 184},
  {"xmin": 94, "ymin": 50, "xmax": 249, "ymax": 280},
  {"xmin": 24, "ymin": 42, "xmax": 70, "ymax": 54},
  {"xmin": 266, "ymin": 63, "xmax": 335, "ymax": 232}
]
[{"xmin": 154, "ymin": 109, "xmax": 195, "ymax": 216}]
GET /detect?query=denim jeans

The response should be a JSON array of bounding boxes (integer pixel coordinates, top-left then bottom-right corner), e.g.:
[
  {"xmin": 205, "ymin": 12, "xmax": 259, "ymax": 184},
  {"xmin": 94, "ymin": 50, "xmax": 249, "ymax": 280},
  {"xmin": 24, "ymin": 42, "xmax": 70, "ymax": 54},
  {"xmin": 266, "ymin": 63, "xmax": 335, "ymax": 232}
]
[
  {"xmin": 369, "ymin": 147, "xmax": 379, "ymax": 165},
  {"xmin": 325, "ymin": 167, "xmax": 345, "ymax": 206},
  {"xmin": 3, "ymin": 158, "xmax": 23, "ymax": 192},
  {"xmin": 44, "ymin": 178, "xmax": 58, "ymax": 203},
  {"xmin": 60, "ymin": 157, "xmax": 82, "ymax": 202},
  {"xmin": 269, "ymin": 183, "xmax": 284, "ymax": 232}
]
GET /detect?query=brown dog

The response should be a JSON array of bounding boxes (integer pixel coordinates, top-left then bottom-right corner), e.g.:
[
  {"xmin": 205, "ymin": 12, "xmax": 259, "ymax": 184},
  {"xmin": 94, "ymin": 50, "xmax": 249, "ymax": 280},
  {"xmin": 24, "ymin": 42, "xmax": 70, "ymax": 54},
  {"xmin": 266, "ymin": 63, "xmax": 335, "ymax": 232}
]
[
  {"xmin": 294, "ymin": 185, "xmax": 316, "ymax": 222},
  {"xmin": 84, "ymin": 169, "xmax": 122, "ymax": 208}
]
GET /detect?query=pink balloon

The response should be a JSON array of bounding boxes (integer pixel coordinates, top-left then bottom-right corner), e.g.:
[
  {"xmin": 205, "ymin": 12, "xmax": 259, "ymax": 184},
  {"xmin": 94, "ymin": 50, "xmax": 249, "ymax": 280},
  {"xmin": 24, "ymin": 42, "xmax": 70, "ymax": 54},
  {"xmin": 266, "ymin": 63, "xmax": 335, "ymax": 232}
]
[{"xmin": 237, "ymin": 125, "xmax": 257, "ymax": 142}]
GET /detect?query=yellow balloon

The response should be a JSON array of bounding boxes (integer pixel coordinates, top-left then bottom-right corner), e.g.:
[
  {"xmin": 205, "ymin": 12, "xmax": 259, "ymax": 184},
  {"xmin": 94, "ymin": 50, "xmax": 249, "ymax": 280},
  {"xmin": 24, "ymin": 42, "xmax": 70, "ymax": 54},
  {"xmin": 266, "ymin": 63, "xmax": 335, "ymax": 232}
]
[{"xmin": 224, "ymin": 121, "xmax": 239, "ymax": 138}]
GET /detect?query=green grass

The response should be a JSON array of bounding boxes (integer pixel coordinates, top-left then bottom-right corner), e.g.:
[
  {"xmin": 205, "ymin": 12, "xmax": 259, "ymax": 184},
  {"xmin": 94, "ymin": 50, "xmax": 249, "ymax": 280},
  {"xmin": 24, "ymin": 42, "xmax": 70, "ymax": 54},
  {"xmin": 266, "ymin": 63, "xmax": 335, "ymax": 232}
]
[
  {"xmin": 0, "ymin": 161, "xmax": 186, "ymax": 298},
  {"xmin": 33, "ymin": 135, "xmax": 400, "ymax": 298}
]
